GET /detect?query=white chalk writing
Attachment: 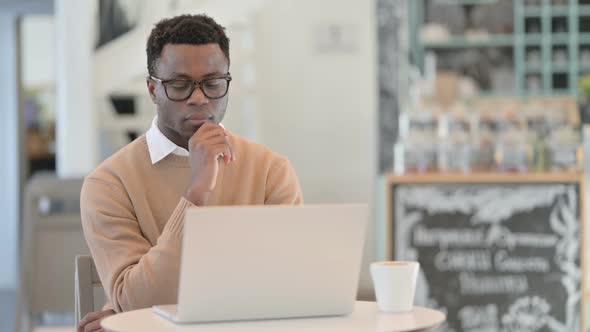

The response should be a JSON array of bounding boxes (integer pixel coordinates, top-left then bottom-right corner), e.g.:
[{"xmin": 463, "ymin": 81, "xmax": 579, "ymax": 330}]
[
  {"xmin": 397, "ymin": 185, "xmax": 567, "ymax": 224},
  {"xmin": 458, "ymin": 304, "xmax": 498, "ymax": 331},
  {"xmin": 435, "ymin": 250, "xmax": 492, "ymax": 271},
  {"xmin": 459, "ymin": 273, "xmax": 528, "ymax": 295},
  {"xmin": 413, "ymin": 225, "xmax": 486, "ymax": 248},
  {"xmin": 486, "ymin": 226, "xmax": 559, "ymax": 249},
  {"xmin": 494, "ymin": 250, "xmax": 550, "ymax": 273}
]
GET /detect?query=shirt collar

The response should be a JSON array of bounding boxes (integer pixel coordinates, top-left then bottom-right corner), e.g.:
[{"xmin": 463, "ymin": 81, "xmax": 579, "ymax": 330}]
[
  {"xmin": 146, "ymin": 116, "xmax": 189, "ymax": 164},
  {"xmin": 145, "ymin": 116, "xmax": 226, "ymax": 164}
]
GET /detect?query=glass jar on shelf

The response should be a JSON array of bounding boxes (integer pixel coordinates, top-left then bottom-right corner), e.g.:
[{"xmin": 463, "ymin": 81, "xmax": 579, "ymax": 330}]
[
  {"xmin": 524, "ymin": 106, "xmax": 550, "ymax": 172},
  {"xmin": 495, "ymin": 133, "xmax": 531, "ymax": 173},
  {"xmin": 471, "ymin": 110, "xmax": 496, "ymax": 172},
  {"xmin": 407, "ymin": 111, "xmax": 437, "ymax": 138},
  {"xmin": 394, "ymin": 111, "xmax": 438, "ymax": 174},
  {"xmin": 394, "ymin": 132, "xmax": 437, "ymax": 174},
  {"xmin": 437, "ymin": 112, "xmax": 473, "ymax": 173},
  {"xmin": 437, "ymin": 140, "xmax": 473, "ymax": 173},
  {"xmin": 494, "ymin": 114, "xmax": 531, "ymax": 173},
  {"xmin": 393, "ymin": 111, "xmax": 438, "ymax": 174},
  {"xmin": 544, "ymin": 107, "xmax": 569, "ymax": 132},
  {"xmin": 547, "ymin": 127, "xmax": 582, "ymax": 172}
]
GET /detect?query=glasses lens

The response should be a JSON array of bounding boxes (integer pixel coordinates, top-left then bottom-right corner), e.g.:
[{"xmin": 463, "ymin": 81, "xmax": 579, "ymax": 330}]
[
  {"xmin": 165, "ymin": 80, "xmax": 193, "ymax": 101},
  {"xmin": 201, "ymin": 78, "xmax": 229, "ymax": 99}
]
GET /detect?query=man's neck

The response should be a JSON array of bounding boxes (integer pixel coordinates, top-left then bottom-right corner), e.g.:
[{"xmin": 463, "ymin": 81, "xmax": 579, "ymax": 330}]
[{"xmin": 157, "ymin": 122, "xmax": 189, "ymax": 150}]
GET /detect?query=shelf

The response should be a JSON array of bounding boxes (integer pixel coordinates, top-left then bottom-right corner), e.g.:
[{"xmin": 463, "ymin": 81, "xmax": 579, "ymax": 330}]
[
  {"xmin": 548, "ymin": 88, "xmax": 573, "ymax": 96},
  {"xmin": 423, "ymin": 33, "xmax": 551, "ymax": 48},
  {"xmin": 550, "ymin": 6, "xmax": 569, "ymax": 16},
  {"xmin": 523, "ymin": 5, "xmax": 577, "ymax": 17},
  {"xmin": 524, "ymin": 33, "xmax": 543, "ymax": 45},
  {"xmin": 524, "ymin": 6, "xmax": 542, "ymax": 17},
  {"xmin": 551, "ymin": 64, "xmax": 569, "ymax": 73},
  {"xmin": 525, "ymin": 65, "xmax": 542, "ymax": 73},
  {"xmin": 524, "ymin": 63, "xmax": 570, "ymax": 73},
  {"xmin": 433, "ymin": 0, "xmax": 498, "ymax": 4},
  {"xmin": 551, "ymin": 33, "xmax": 569, "ymax": 45},
  {"xmin": 413, "ymin": 1, "xmax": 585, "ymax": 98},
  {"xmin": 477, "ymin": 91, "xmax": 520, "ymax": 98},
  {"xmin": 386, "ymin": 172, "xmax": 583, "ymax": 185},
  {"xmin": 422, "ymin": 34, "xmax": 514, "ymax": 48},
  {"xmin": 525, "ymin": 5, "xmax": 590, "ymax": 17},
  {"xmin": 580, "ymin": 5, "xmax": 590, "ymax": 16},
  {"xmin": 579, "ymin": 33, "xmax": 590, "ymax": 44}
]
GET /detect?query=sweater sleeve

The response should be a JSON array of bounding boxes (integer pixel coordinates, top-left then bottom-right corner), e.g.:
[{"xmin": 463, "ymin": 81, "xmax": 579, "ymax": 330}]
[
  {"xmin": 264, "ymin": 158, "xmax": 304, "ymax": 205},
  {"xmin": 80, "ymin": 177, "xmax": 194, "ymax": 312}
]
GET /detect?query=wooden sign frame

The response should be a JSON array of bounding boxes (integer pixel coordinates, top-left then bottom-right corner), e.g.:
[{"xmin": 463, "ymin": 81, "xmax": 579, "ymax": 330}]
[{"xmin": 386, "ymin": 172, "xmax": 586, "ymax": 331}]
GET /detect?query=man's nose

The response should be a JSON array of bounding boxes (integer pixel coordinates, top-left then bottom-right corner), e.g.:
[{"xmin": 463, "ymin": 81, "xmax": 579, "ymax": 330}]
[{"xmin": 187, "ymin": 86, "xmax": 209, "ymax": 105}]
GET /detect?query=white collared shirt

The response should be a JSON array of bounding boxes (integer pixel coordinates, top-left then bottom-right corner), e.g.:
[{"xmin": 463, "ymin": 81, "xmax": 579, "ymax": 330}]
[
  {"xmin": 146, "ymin": 116, "xmax": 189, "ymax": 164},
  {"xmin": 145, "ymin": 116, "xmax": 226, "ymax": 164}
]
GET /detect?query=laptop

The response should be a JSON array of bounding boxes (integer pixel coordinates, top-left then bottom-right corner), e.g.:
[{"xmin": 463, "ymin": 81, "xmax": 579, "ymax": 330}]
[{"xmin": 153, "ymin": 204, "xmax": 368, "ymax": 323}]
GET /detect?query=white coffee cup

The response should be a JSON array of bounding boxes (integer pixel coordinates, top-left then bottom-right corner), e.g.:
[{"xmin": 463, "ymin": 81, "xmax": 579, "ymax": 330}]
[{"xmin": 370, "ymin": 261, "xmax": 419, "ymax": 312}]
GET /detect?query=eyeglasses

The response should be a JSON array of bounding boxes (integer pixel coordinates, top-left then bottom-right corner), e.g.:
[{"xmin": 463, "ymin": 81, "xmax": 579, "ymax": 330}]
[{"xmin": 149, "ymin": 74, "xmax": 232, "ymax": 101}]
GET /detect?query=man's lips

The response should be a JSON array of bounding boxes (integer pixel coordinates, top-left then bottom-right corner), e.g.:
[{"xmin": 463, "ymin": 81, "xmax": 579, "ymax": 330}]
[{"xmin": 185, "ymin": 114, "xmax": 212, "ymax": 125}]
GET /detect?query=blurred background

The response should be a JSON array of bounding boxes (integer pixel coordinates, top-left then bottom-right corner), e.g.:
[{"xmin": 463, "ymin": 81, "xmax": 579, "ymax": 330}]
[{"xmin": 3, "ymin": 0, "xmax": 590, "ymax": 331}]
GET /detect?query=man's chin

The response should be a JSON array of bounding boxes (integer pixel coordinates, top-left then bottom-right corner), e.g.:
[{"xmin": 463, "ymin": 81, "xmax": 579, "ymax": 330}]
[
  {"xmin": 182, "ymin": 118, "xmax": 220, "ymax": 136},
  {"xmin": 183, "ymin": 123, "xmax": 204, "ymax": 135}
]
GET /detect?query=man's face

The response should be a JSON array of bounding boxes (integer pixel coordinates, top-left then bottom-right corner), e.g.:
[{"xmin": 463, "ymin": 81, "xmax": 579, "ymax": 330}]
[{"xmin": 147, "ymin": 43, "xmax": 229, "ymax": 148}]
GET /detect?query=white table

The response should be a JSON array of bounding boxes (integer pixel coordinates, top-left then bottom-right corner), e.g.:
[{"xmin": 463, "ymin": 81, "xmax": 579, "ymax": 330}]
[{"xmin": 101, "ymin": 301, "xmax": 445, "ymax": 332}]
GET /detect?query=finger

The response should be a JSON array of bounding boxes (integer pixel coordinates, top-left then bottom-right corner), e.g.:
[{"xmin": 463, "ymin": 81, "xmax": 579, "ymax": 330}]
[
  {"xmin": 215, "ymin": 141, "xmax": 233, "ymax": 164},
  {"xmin": 84, "ymin": 319, "xmax": 102, "ymax": 332},
  {"xmin": 79, "ymin": 312, "xmax": 99, "ymax": 328},
  {"xmin": 210, "ymin": 144, "xmax": 232, "ymax": 162},
  {"xmin": 191, "ymin": 123, "xmax": 213, "ymax": 141},
  {"xmin": 224, "ymin": 145, "xmax": 231, "ymax": 164},
  {"xmin": 200, "ymin": 134, "xmax": 228, "ymax": 146},
  {"xmin": 201, "ymin": 136, "xmax": 233, "ymax": 162},
  {"xmin": 190, "ymin": 122, "xmax": 219, "ymax": 143},
  {"xmin": 217, "ymin": 134, "xmax": 233, "ymax": 162},
  {"xmin": 227, "ymin": 136, "xmax": 237, "ymax": 161},
  {"xmin": 190, "ymin": 129, "xmax": 226, "ymax": 149},
  {"xmin": 197, "ymin": 122, "xmax": 225, "ymax": 139},
  {"xmin": 195, "ymin": 121, "xmax": 217, "ymax": 132},
  {"xmin": 188, "ymin": 134, "xmax": 225, "ymax": 154},
  {"xmin": 227, "ymin": 141, "xmax": 235, "ymax": 162},
  {"xmin": 198, "ymin": 126, "xmax": 226, "ymax": 141}
]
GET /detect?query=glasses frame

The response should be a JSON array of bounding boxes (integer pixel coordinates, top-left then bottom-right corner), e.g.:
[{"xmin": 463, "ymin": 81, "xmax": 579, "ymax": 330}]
[{"xmin": 149, "ymin": 73, "xmax": 232, "ymax": 101}]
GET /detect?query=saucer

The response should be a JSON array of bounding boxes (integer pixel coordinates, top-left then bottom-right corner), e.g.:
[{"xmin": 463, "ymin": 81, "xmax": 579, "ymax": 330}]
[{"xmin": 376, "ymin": 306, "xmax": 446, "ymax": 332}]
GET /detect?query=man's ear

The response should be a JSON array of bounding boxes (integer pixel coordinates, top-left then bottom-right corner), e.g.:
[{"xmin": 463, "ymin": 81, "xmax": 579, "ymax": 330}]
[{"xmin": 147, "ymin": 78, "xmax": 157, "ymax": 104}]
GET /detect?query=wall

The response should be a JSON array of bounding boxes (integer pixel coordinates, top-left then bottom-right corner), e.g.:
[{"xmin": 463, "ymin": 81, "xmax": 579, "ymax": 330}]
[
  {"xmin": 248, "ymin": 0, "xmax": 377, "ymax": 297},
  {"xmin": 21, "ymin": 15, "xmax": 55, "ymax": 88},
  {"xmin": 0, "ymin": 13, "xmax": 21, "ymax": 290}
]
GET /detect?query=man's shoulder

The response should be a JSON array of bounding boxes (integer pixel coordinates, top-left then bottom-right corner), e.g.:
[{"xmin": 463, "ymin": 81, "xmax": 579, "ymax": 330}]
[{"xmin": 85, "ymin": 135, "xmax": 150, "ymax": 184}]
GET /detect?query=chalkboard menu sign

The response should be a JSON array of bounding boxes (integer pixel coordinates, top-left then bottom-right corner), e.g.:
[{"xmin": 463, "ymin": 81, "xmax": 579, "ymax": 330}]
[{"xmin": 390, "ymin": 175, "xmax": 584, "ymax": 332}]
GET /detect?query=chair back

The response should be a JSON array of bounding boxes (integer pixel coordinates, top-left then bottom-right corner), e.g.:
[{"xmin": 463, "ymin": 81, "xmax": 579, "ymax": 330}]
[{"xmin": 74, "ymin": 255, "xmax": 103, "ymax": 325}]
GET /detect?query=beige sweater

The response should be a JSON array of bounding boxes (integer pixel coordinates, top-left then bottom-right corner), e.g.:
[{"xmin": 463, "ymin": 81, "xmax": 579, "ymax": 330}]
[{"xmin": 80, "ymin": 133, "xmax": 303, "ymax": 312}]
